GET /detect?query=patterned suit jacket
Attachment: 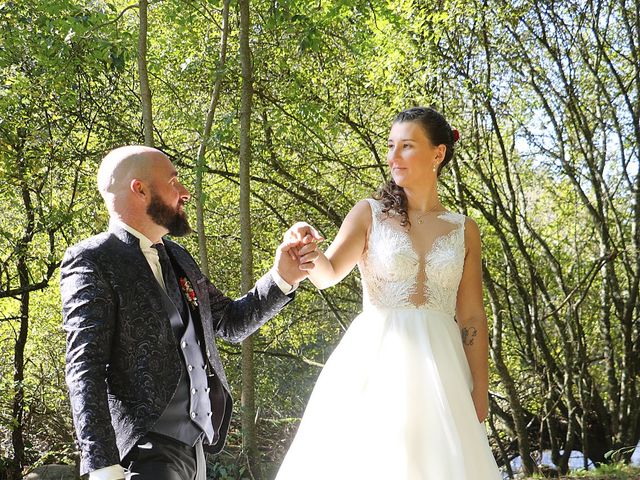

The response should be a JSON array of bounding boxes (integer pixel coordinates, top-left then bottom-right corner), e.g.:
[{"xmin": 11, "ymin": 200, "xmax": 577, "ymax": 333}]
[{"xmin": 60, "ymin": 225, "xmax": 293, "ymax": 476}]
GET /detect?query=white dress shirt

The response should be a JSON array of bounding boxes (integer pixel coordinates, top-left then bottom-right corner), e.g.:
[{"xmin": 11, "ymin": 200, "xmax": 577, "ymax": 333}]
[{"xmin": 88, "ymin": 221, "xmax": 296, "ymax": 480}]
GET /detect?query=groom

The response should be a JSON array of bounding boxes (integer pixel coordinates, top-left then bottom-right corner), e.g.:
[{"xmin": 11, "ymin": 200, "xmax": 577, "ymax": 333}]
[{"xmin": 60, "ymin": 145, "xmax": 319, "ymax": 480}]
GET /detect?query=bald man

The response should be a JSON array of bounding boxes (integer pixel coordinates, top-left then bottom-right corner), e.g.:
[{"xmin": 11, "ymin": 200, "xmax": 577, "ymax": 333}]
[{"xmin": 60, "ymin": 146, "xmax": 319, "ymax": 480}]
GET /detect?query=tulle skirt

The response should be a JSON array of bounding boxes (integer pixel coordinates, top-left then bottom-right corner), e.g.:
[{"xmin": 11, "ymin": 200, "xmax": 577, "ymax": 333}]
[{"xmin": 275, "ymin": 306, "xmax": 502, "ymax": 480}]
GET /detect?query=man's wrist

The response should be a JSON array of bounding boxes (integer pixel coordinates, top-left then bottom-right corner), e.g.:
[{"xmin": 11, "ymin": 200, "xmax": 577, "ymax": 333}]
[
  {"xmin": 271, "ymin": 268, "xmax": 298, "ymax": 294},
  {"xmin": 89, "ymin": 464, "xmax": 126, "ymax": 480}
]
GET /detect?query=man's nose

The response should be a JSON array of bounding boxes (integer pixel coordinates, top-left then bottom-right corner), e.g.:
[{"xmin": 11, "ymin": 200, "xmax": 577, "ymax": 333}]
[{"xmin": 180, "ymin": 183, "xmax": 191, "ymax": 201}]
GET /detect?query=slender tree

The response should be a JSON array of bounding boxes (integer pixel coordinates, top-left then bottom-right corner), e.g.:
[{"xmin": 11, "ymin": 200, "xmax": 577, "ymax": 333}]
[
  {"xmin": 195, "ymin": 0, "xmax": 231, "ymax": 277},
  {"xmin": 138, "ymin": 0, "xmax": 154, "ymax": 146},
  {"xmin": 238, "ymin": 0, "xmax": 259, "ymax": 476}
]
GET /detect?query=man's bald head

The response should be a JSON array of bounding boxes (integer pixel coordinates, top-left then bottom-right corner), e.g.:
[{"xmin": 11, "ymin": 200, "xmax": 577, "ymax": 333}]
[{"xmin": 97, "ymin": 145, "xmax": 166, "ymax": 201}]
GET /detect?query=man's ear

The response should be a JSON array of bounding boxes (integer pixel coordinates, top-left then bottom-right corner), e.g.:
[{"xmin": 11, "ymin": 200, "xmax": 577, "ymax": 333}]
[{"xmin": 130, "ymin": 179, "xmax": 147, "ymax": 200}]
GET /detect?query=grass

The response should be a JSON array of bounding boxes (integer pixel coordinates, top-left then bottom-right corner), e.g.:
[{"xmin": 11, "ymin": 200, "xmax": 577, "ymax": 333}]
[{"xmin": 524, "ymin": 463, "xmax": 640, "ymax": 479}]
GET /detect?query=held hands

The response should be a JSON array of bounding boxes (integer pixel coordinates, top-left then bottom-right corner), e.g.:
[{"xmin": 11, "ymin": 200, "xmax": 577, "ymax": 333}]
[{"xmin": 274, "ymin": 222, "xmax": 323, "ymax": 285}]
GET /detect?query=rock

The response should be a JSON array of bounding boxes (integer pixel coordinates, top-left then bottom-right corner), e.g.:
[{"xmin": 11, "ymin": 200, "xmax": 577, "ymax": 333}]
[
  {"xmin": 537, "ymin": 464, "xmax": 560, "ymax": 477},
  {"xmin": 23, "ymin": 464, "xmax": 78, "ymax": 480}
]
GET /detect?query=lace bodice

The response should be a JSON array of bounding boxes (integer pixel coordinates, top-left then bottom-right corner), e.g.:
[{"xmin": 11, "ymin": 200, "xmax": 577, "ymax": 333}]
[{"xmin": 358, "ymin": 199, "xmax": 466, "ymax": 315}]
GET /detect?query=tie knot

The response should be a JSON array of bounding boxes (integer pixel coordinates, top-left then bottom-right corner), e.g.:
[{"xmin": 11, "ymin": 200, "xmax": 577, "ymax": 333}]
[
  {"xmin": 153, "ymin": 242, "xmax": 167, "ymax": 255},
  {"xmin": 153, "ymin": 243, "xmax": 173, "ymax": 269}
]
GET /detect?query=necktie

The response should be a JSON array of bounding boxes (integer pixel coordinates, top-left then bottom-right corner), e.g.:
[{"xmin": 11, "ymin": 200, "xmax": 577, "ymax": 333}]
[{"xmin": 153, "ymin": 243, "xmax": 187, "ymax": 320}]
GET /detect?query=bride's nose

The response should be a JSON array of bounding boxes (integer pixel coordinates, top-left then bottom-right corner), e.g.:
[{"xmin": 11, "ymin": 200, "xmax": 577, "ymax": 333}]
[{"xmin": 387, "ymin": 147, "xmax": 400, "ymax": 164}]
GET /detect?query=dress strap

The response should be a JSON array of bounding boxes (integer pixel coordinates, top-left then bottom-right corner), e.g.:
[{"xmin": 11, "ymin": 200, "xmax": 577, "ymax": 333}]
[
  {"xmin": 364, "ymin": 198, "xmax": 383, "ymax": 227},
  {"xmin": 438, "ymin": 212, "xmax": 467, "ymax": 252},
  {"xmin": 440, "ymin": 211, "xmax": 466, "ymax": 229}
]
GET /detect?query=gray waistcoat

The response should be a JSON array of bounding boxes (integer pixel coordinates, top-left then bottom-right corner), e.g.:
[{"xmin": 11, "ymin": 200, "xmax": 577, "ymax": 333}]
[{"xmin": 151, "ymin": 283, "xmax": 216, "ymax": 446}]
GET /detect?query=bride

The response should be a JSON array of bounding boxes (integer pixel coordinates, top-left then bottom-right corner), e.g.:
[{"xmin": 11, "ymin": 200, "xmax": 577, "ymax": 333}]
[{"xmin": 277, "ymin": 106, "xmax": 502, "ymax": 479}]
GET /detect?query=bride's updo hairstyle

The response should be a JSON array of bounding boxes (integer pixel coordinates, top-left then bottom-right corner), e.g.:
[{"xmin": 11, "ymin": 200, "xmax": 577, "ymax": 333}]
[{"xmin": 374, "ymin": 106, "xmax": 458, "ymax": 228}]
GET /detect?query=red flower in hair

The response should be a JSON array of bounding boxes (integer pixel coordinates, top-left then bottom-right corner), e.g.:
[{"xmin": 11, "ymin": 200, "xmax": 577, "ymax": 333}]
[{"xmin": 452, "ymin": 129, "xmax": 460, "ymax": 143}]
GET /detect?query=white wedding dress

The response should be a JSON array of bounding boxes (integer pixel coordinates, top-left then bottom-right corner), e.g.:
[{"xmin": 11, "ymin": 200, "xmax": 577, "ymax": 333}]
[{"xmin": 275, "ymin": 199, "xmax": 502, "ymax": 479}]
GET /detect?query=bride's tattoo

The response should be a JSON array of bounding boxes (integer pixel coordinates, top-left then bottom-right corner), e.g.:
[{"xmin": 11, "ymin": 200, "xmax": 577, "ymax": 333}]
[{"xmin": 461, "ymin": 327, "xmax": 478, "ymax": 346}]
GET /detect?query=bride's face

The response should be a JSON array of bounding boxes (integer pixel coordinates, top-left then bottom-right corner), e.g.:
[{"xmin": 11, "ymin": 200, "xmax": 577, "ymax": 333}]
[{"xmin": 387, "ymin": 121, "xmax": 444, "ymax": 188}]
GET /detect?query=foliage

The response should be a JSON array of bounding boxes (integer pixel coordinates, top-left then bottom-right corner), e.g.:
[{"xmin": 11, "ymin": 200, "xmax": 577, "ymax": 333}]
[
  {"xmin": 0, "ymin": 0, "xmax": 638, "ymax": 478},
  {"xmin": 528, "ymin": 463, "xmax": 640, "ymax": 479}
]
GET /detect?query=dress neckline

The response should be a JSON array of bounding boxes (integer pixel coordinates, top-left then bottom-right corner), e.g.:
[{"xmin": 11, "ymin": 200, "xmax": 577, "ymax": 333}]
[{"xmin": 398, "ymin": 216, "xmax": 464, "ymax": 262}]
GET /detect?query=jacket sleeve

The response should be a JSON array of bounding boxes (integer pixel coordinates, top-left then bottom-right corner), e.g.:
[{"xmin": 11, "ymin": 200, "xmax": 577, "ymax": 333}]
[
  {"xmin": 204, "ymin": 271, "xmax": 294, "ymax": 344},
  {"xmin": 60, "ymin": 247, "xmax": 120, "ymax": 476}
]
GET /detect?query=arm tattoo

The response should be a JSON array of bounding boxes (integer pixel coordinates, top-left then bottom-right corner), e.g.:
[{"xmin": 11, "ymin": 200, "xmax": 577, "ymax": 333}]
[{"xmin": 461, "ymin": 326, "xmax": 478, "ymax": 346}]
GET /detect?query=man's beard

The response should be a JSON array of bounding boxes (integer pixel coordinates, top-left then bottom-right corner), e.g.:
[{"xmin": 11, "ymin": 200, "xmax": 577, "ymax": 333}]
[{"xmin": 146, "ymin": 192, "xmax": 192, "ymax": 237}]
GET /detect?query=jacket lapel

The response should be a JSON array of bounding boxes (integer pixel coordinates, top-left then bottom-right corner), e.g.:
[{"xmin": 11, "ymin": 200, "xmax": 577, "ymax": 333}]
[
  {"xmin": 110, "ymin": 225, "xmax": 179, "ymax": 339},
  {"xmin": 164, "ymin": 240, "xmax": 221, "ymax": 368}
]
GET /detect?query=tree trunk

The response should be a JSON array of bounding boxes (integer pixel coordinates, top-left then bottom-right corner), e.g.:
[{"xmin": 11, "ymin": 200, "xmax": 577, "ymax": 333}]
[
  {"xmin": 484, "ymin": 268, "xmax": 538, "ymax": 475},
  {"xmin": 9, "ymin": 266, "xmax": 29, "ymax": 480},
  {"xmin": 8, "ymin": 145, "xmax": 35, "ymax": 480},
  {"xmin": 195, "ymin": 0, "xmax": 230, "ymax": 277},
  {"xmin": 238, "ymin": 0, "xmax": 259, "ymax": 476},
  {"xmin": 138, "ymin": 0, "xmax": 154, "ymax": 146}
]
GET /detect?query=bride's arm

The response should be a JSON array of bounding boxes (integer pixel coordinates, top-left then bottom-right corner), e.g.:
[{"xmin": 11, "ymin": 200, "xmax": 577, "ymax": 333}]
[
  {"xmin": 455, "ymin": 217, "xmax": 490, "ymax": 423},
  {"xmin": 307, "ymin": 200, "xmax": 372, "ymax": 290}
]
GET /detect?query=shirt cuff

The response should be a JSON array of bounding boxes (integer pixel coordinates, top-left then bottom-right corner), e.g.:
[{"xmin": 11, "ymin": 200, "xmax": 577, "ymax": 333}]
[
  {"xmin": 89, "ymin": 464, "xmax": 126, "ymax": 480},
  {"xmin": 271, "ymin": 268, "xmax": 298, "ymax": 294}
]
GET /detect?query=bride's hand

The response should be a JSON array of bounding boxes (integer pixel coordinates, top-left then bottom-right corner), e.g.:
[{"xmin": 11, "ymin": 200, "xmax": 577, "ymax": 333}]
[
  {"xmin": 471, "ymin": 389, "xmax": 488, "ymax": 423},
  {"xmin": 283, "ymin": 223, "xmax": 323, "ymax": 261},
  {"xmin": 284, "ymin": 222, "xmax": 322, "ymax": 243}
]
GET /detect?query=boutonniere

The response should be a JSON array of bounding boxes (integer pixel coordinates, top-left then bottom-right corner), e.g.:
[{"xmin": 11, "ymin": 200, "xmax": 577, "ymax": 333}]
[{"xmin": 179, "ymin": 277, "xmax": 199, "ymax": 309}]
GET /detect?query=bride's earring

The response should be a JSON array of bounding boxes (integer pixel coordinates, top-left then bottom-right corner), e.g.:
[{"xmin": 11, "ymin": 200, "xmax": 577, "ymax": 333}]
[{"xmin": 433, "ymin": 163, "xmax": 438, "ymax": 173}]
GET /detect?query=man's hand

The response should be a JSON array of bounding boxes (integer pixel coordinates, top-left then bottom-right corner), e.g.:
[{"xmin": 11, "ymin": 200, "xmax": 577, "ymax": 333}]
[
  {"xmin": 282, "ymin": 222, "xmax": 323, "ymax": 248},
  {"xmin": 275, "ymin": 222, "xmax": 323, "ymax": 285}
]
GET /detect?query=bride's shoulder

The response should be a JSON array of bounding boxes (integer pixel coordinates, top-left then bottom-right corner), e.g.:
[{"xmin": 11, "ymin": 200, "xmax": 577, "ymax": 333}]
[
  {"xmin": 343, "ymin": 199, "xmax": 374, "ymax": 227},
  {"xmin": 460, "ymin": 215, "xmax": 481, "ymax": 248},
  {"xmin": 442, "ymin": 211, "xmax": 477, "ymax": 228},
  {"xmin": 334, "ymin": 200, "xmax": 373, "ymax": 246},
  {"xmin": 461, "ymin": 214, "xmax": 479, "ymax": 230},
  {"xmin": 358, "ymin": 198, "xmax": 379, "ymax": 209},
  {"xmin": 355, "ymin": 198, "xmax": 392, "ymax": 223},
  {"xmin": 361, "ymin": 197, "xmax": 392, "ymax": 215},
  {"xmin": 441, "ymin": 212, "xmax": 481, "ymax": 246}
]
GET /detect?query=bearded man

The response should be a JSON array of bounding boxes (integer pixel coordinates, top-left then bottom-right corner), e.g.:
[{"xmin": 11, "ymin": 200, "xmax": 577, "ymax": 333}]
[{"xmin": 60, "ymin": 146, "xmax": 318, "ymax": 480}]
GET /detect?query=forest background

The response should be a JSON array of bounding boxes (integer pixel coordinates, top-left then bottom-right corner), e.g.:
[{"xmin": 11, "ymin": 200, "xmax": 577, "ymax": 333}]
[{"xmin": 0, "ymin": 0, "xmax": 639, "ymax": 479}]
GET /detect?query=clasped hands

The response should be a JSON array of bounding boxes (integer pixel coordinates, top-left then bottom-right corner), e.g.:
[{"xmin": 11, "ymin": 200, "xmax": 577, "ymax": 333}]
[{"xmin": 274, "ymin": 222, "xmax": 323, "ymax": 286}]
